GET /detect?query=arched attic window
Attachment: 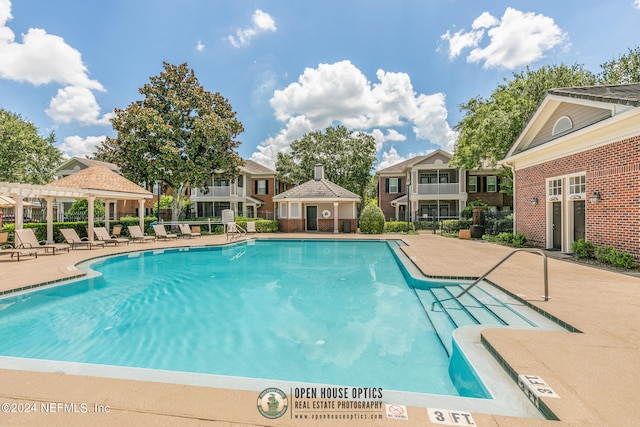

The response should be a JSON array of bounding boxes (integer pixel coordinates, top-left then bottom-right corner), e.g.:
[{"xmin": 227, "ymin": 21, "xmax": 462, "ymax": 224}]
[{"xmin": 552, "ymin": 116, "xmax": 573, "ymax": 136}]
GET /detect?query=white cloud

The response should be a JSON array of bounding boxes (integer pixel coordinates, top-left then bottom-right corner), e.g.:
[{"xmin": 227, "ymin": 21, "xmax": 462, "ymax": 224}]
[
  {"xmin": 228, "ymin": 9, "xmax": 276, "ymax": 48},
  {"xmin": 196, "ymin": 40, "xmax": 205, "ymax": 51},
  {"xmin": 0, "ymin": 0, "xmax": 109, "ymax": 124},
  {"xmin": 634, "ymin": 0, "xmax": 640, "ymax": 9},
  {"xmin": 377, "ymin": 146, "xmax": 406, "ymax": 171},
  {"xmin": 250, "ymin": 60, "xmax": 457, "ymax": 168},
  {"xmin": 46, "ymin": 86, "xmax": 113, "ymax": 125},
  {"xmin": 58, "ymin": 135, "xmax": 107, "ymax": 158},
  {"xmin": 441, "ymin": 7, "xmax": 568, "ymax": 69}
]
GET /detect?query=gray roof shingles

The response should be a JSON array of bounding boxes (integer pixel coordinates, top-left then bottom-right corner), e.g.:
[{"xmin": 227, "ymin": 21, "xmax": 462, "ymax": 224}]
[
  {"xmin": 273, "ymin": 178, "xmax": 360, "ymax": 200},
  {"xmin": 548, "ymin": 83, "xmax": 640, "ymax": 107}
]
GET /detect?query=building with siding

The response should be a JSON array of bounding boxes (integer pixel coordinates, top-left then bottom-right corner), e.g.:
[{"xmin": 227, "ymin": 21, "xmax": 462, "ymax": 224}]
[
  {"xmin": 377, "ymin": 150, "xmax": 511, "ymax": 222},
  {"xmin": 501, "ymin": 83, "xmax": 640, "ymax": 257}
]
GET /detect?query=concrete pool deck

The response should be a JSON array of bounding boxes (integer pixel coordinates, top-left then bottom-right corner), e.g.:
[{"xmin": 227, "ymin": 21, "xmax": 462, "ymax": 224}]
[{"xmin": 0, "ymin": 232, "xmax": 638, "ymax": 426}]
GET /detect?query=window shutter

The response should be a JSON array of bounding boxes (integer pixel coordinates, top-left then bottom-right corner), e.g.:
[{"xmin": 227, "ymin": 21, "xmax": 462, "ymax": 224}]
[
  {"xmin": 385, "ymin": 178, "xmax": 389, "ymax": 193},
  {"xmin": 254, "ymin": 180, "xmax": 258, "ymax": 194},
  {"xmin": 266, "ymin": 180, "xmax": 269, "ymax": 194},
  {"xmin": 398, "ymin": 178, "xmax": 402, "ymax": 192}
]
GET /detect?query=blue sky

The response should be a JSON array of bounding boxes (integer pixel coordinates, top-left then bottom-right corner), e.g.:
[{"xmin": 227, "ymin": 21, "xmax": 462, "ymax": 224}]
[{"xmin": 1, "ymin": 1, "xmax": 640, "ymax": 171}]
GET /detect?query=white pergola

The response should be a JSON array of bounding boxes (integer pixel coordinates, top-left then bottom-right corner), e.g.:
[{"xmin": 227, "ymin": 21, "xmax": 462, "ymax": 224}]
[{"xmin": 0, "ymin": 181, "xmax": 153, "ymax": 243}]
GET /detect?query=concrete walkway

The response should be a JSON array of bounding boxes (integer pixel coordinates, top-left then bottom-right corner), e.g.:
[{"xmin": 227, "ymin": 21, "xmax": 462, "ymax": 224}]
[{"xmin": 0, "ymin": 232, "xmax": 638, "ymax": 426}]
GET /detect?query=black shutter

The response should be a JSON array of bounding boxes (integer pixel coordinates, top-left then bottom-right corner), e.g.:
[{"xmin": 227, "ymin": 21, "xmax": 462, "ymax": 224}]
[
  {"xmin": 385, "ymin": 178, "xmax": 389, "ymax": 193},
  {"xmin": 254, "ymin": 180, "xmax": 258, "ymax": 194},
  {"xmin": 265, "ymin": 180, "xmax": 269, "ymax": 194},
  {"xmin": 398, "ymin": 178, "xmax": 402, "ymax": 192}
]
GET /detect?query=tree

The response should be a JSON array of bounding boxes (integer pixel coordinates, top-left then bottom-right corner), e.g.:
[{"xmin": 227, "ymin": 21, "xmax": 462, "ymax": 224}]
[
  {"xmin": 599, "ymin": 46, "xmax": 640, "ymax": 84},
  {"xmin": 95, "ymin": 62, "xmax": 244, "ymax": 221},
  {"xmin": 451, "ymin": 64, "xmax": 597, "ymax": 171},
  {"xmin": 275, "ymin": 125, "xmax": 376, "ymax": 200},
  {"xmin": 0, "ymin": 109, "xmax": 63, "ymax": 184}
]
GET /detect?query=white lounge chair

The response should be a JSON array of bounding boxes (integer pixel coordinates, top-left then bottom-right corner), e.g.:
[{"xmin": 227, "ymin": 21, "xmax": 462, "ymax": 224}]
[
  {"xmin": 178, "ymin": 223, "xmax": 201, "ymax": 238},
  {"xmin": 94, "ymin": 227, "xmax": 130, "ymax": 246},
  {"xmin": 153, "ymin": 224, "xmax": 177, "ymax": 240},
  {"xmin": 128, "ymin": 225, "xmax": 156, "ymax": 243},
  {"xmin": 0, "ymin": 231, "xmax": 38, "ymax": 261},
  {"xmin": 60, "ymin": 228, "xmax": 105, "ymax": 250},
  {"xmin": 15, "ymin": 228, "xmax": 70, "ymax": 255},
  {"xmin": 246, "ymin": 221, "xmax": 256, "ymax": 234}
]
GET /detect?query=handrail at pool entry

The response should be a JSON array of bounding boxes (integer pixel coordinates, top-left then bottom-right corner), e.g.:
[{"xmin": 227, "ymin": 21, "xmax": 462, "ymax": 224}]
[{"xmin": 456, "ymin": 248, "xmax": 549, "ymax": 301}]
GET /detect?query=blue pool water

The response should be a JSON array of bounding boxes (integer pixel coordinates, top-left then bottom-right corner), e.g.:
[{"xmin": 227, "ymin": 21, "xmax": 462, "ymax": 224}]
[{"xmin": 0, "ymin": 240, "xmax": 499, "ymax": 397}]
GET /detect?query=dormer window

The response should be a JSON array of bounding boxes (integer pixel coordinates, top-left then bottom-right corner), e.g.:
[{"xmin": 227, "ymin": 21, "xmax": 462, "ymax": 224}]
[{"xmin": 552, "ymin": 116, "xmax": 573, "ymax": 136}]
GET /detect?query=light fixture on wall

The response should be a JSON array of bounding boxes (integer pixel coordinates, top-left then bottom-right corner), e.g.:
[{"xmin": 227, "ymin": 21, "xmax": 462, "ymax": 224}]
[
  {"xmin": 530, "ymin": 197, "xmax": 539, "ymax": 206},
  {"xmin": 589, "ymin": 191, "xmax": 602, "ymax": 204}
]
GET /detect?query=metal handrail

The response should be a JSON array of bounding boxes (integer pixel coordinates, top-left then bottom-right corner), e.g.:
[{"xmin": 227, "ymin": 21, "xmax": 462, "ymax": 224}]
[{"xmin": 456, "ymin": 248, "xmax": 549, "ymax": 301}]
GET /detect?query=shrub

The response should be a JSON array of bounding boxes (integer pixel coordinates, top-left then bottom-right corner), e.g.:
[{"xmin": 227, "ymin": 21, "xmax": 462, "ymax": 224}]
[
  {"xmin": 571, "ymin": 239, "xmax": 595, "ymax": 259},
  {"xmin": 594, "ymin": 245, "xmax": 636, "ymax": 269},
  {"xmin": 461, "ymin": 200, "xmax": 489, "ymax": 219},
  {"xmin": 440, "ymin": 219, "xmax": 472, "ymax": 235},
  {"xmin": 512, "ymin": 233, "xmax": 527, "ymax": 247},
  {"xmin": 495, "ymin": 232, "xmax": 514, "ymax": 245},
  {"xmin": 359, "ymin": 203, "xmax": 385, "ymax": 234},
  {"xmin": 384, "ymin": 221, "xmax": 415, "ymax": 233}
]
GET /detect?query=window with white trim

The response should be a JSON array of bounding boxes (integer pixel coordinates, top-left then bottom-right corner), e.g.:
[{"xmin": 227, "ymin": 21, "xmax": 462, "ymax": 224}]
[
  {"xmin": 486, "ymin": 176, "xmax": 497, "ymax": 192},
  {"xmin": 569, "ymin": 174, "xmax": 586, "ymax": 195},
  {"xmin": 468, "ymin": 176, "xmax": 477, "ymax": 192},
  {"xmin": 548, "ymin": 179, "xmax": 562, "ymax": 196},
  {"xmin": 388, "ymin": 178, "xmax": 399, "ymax": 193},
  {"xmin": 290, "ymin": 203, "xmax": 300, "ymax": 218},
  {"xmin": 552, "ymin": 116, "xmax": 573, "ymax": 136},
  {"xmin": 279, "ymin": 204, "xmax": 287, "ymax": 218}
]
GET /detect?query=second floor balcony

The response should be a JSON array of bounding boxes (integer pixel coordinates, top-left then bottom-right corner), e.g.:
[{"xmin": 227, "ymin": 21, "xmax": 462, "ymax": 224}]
[
  {"xmin": 417, "ymin": 183, "xmax": 460, "ymax": 195},
  {"xmin": 191, "ymin": 186, "xmax": 245, "ymax": 198}
]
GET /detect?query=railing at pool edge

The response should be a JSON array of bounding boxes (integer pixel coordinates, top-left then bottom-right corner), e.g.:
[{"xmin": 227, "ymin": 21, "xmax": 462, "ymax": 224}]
[{"xmin": 432, "ymin": 248, "xmax": 549, "ymax": 311}]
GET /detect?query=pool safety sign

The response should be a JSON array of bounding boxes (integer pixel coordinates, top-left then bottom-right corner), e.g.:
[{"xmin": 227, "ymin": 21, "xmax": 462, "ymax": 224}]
[
  {"xmin": 385, "ymin": 404, "xmax": 408, "ymax": 420},
  {"xmin": 427, "ymin": 408, "xmax": 475, "ymax": 426},
  {"xmin": 518, "ymin": 374, "xmax": 560, "ymax": 407}
]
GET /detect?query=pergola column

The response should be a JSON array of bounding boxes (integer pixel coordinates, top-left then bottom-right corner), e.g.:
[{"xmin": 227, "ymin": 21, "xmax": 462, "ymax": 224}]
[
  {"xmin": 104, "ymin": 199, "xmax": 112, "ymax": 231},
  {"xmin": 46, "ymin": 197, "xmax": 54, "ymax": 243},
  {"xmin": 333, "ymin": 202, "xmax": 339, "ymax": 234},
  {"xmin": 13, "ymin": 195, "xmax": 24, "ymax": 231},
  {"xmin": 87, "ymin": 196, "xmax": 95, "ymax": 242},
  {"xmin": 138, "ymin": 199, "xmax": 145, "ymax": 230}
]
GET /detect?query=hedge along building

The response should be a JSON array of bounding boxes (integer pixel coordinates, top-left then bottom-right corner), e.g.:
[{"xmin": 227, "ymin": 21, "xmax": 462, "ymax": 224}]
[
  {"xmin": 500, "ymin": 83, "xmax": 640, "ymax": 258},
  {"xmin": 273, "ymin": 164, "xmax": 360, "ymax": 233}
]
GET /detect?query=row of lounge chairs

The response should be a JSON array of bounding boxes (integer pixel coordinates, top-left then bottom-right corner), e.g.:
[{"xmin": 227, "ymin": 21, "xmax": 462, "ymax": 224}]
[{"xmin": 0, "ymin": 223, "xmax": 204, "ymax": 261}]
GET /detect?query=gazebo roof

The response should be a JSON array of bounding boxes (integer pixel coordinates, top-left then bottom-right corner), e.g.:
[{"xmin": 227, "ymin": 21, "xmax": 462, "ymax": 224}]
[
  {"xmin": 46, "ymin": 166, "xmax": 152, "ymax": 198},
  {"xmin": 273, "ymin": 178, "xmax": 360, "ymax": 201}
]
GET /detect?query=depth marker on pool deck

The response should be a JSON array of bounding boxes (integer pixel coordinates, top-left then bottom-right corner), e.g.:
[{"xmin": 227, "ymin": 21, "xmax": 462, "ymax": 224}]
[
  {"xmin": 518, "ymin": 374, "xmax": 559, "ymax": 408},
  {"xmin": 427, "ymin": 408, "xmax": 475, "ymax": 425}
]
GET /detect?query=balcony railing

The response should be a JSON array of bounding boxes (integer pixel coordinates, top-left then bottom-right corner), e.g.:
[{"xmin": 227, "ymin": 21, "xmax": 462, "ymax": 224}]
[
  {"xmin": 417, "ymin": 183, "xmax": 460, "ymax": 195},
  {"xmin": 191, "ymin": 186, "xmax": 246, "ymax": 198}
]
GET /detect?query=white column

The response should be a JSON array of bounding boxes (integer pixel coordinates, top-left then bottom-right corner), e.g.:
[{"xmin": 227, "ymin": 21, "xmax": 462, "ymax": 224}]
[
  {"xmin": 104, "ymin": 199, "xmax": 112, "ymax": 232},
  {"xmin": 13, "ymin": 195, "xmax": 24, "ymax": 231},
  {"xmin": 333, "ymin": 202, "xmax": 339, "ymax": 234},
  {"xmin": 87, "ymin": 196, "xmax": 95, "ymax": 242},
  {"xmin": 138, "ymin": 199, "xmax": 145, "ymax": 230},
  {"xmin": 46, "ymin": 197, "xmax": 54, "ymax": 243}
]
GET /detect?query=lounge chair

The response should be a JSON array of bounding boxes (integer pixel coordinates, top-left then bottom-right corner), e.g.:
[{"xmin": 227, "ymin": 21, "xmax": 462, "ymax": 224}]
[
  {"xmin": 178, "ymin": 223, "xmax": 201, "ymax": 238},
  {"xmin": 0, "ymin": 231, "xmax": 38, "ymax": 261},
  {"xmin": 152, "ymin": 224, "xmax": 177, "ymax": 240},
  {"xmin": 60, "ymin": 228, "xmax": 105, "ymax": 250},
  {"xmin": 128, "ymin": 225, "xmax": 156, "ymax": 243},
  {"xmin": 94, "ymin": 227, "xmax": 130, "ymax": 246},
  {"xmin": 111, "ymin": 225, "xmax": 122, "ymax": 237},
  {"xmin": 15, "ymin": 228, "xmax": 70, "ymax": 255},
  {"xmin": 246, "ymin": 221, "xmax": 256, "ymax": 234}
]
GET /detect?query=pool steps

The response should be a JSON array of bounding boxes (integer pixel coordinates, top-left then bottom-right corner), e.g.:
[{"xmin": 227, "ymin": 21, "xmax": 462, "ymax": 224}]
[{"xmin": 414, "ymin": 283, "xmax": 539, "ymax": 356}]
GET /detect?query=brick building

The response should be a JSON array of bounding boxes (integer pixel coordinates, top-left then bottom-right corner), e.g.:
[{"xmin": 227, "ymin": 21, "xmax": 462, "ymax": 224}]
[{"xmin": 501, "ymin": 83, "xmax": 640, "ymax": 257}]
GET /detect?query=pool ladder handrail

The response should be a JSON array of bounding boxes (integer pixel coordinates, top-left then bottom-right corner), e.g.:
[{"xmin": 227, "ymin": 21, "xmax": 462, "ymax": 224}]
[{"xmin": 456, "ymin": 248, "xmax": 549, "ymax": 301}]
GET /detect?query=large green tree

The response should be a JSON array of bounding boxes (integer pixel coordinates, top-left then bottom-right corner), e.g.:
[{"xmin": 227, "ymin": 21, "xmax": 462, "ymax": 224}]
[
  {"xmin": 276, "ymin": 125, "xmax": 376, "ymax": 200},
  {"xmin": 95, "ymin": 62, "xmax": 244, "ymax": 221},
  {"xmin": 0, "ymin": 109, "xmax": 63, "ymax": 184},
  {"xmin": 451, "ymin": 64, "xmax": 597, "ymax": 172},
  {"xmin": 599, "ymin": 46, "xmax": 640, "ymax": 84}
]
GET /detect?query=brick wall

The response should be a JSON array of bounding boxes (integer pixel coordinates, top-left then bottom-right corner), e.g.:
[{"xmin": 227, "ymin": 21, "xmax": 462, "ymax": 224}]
[
  {"xmin": 516, "ymin": 135, "xmax": 640, "ymax": 257},
  {"xmin": 378, "ymin": 176, "xmax": 405, "ymax": 220}
]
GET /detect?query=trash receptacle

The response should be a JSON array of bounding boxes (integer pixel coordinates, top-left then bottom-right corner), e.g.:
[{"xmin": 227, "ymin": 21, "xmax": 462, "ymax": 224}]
[{"xmin": 343, "ymin": 221, "xmax": 351, "ymax": 233}]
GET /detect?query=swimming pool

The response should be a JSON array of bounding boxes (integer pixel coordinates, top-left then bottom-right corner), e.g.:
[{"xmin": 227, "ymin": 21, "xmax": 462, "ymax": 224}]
[{"xmin": 0, "ymin": 239, "xmax": 565, "ymax": 417}]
